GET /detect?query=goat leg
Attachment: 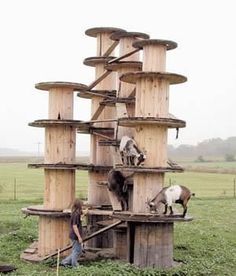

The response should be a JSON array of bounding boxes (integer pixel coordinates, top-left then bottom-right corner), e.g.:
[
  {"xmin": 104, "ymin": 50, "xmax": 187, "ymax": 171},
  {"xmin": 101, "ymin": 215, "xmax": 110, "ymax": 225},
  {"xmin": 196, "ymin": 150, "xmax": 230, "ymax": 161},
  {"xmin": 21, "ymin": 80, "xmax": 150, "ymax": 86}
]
[
  {"xmin": 182, "ymin": 206, "xmax": 187, "ymax": 218},
  {"xmin": 169, "ymin": 206, "xmax": 174, "ymax": 216},
  {"xmin": 163, "ymin": 204, "xmax": 168, "ymax": 215}
]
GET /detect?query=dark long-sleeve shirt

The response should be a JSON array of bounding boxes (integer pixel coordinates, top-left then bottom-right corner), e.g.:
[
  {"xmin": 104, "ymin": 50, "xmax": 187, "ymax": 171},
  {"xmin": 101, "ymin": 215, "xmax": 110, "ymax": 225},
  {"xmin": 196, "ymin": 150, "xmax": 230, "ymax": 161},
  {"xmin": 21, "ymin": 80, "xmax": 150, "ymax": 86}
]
[{"xmin": 69, "ymin": 212, "xmax": 83, "ymax": 240}]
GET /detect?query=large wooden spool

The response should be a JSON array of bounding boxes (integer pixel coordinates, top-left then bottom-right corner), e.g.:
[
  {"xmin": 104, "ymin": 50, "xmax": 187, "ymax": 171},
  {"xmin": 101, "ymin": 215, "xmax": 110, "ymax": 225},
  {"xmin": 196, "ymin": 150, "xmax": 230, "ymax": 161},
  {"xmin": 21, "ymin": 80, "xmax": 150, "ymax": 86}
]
[
  {"xmin": 22, "ymin": 82, "xmax": 86, "ymax": 259},
  {"xmin": 118, "ymin": 39, "xmax": 188, "ymax": 268}
]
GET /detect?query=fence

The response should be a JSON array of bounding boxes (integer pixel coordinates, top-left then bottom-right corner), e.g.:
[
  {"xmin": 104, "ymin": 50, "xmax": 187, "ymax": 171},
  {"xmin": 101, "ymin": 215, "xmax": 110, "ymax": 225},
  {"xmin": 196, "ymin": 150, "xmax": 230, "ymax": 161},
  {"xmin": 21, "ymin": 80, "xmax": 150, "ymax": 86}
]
[{"xmin": 0, "ymin": 163, "xmax": 235, "ymax": 201}]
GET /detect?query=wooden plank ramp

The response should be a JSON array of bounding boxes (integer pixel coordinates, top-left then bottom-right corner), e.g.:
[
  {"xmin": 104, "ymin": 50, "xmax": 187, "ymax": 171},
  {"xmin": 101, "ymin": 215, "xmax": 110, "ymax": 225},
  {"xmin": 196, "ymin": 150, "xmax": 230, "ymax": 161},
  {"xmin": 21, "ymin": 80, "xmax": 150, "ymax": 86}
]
[{"xmin": 42, "ymin": 220, "xmax": 122, "ymax": 260}]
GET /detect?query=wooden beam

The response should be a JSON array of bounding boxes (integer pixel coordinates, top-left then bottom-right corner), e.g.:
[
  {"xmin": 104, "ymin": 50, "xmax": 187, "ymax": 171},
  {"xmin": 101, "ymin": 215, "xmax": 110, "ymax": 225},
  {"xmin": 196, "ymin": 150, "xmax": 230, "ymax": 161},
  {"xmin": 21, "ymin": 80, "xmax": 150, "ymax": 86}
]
[
  {"xmin": 42, "ymin": 220, "xmax": 122, "ymax": 260},
  {"xmin": 82, "ymin": 90, "xmax": 116, "ymax": 99},
  {"xmin": 93, "ymin": 131, "xmax": 114, "ymax": 141},
  {"xmin": 108, "ymin": 49, "xmax": 140, "ymax": 64},
  {"xmin": 128, "ymin": 88, "xmax": 136, "ymax": 98},
  {"xmin": 85, "ymin": 118, "xmax": 117, "ymax": 124},
  {"xmin": 87, "ymin": 70, "xmax": 112, "ymax": 90},
  {"xmin": 91, "ymin": 105, "xmax": 105, "ymax": 121},
  {"xmin": 103, "ymin": 41, "xmax": 119, "ymax": 57}
]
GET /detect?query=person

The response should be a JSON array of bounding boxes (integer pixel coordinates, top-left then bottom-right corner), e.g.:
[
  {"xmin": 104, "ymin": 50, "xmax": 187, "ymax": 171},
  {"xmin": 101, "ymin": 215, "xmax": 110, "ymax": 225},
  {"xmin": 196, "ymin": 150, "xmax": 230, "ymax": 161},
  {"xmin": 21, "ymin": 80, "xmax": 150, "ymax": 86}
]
[{"xmin": 61, "ymin": 198, "xmax": 83, "ymax": 268}]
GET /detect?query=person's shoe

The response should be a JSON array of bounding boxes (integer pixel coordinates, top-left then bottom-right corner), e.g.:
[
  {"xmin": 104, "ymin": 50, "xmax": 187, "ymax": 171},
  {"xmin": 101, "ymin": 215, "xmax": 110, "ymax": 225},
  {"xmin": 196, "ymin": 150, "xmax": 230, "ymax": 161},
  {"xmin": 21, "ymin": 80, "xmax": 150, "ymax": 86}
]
[{"xmin": 59, "ymin": 263, "xmax": 72, "ymax": 268}]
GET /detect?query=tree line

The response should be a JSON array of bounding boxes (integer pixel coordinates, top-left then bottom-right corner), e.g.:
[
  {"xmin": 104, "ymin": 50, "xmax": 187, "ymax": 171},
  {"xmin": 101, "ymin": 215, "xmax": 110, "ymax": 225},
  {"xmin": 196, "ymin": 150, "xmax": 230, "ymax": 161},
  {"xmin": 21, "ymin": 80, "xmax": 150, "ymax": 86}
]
[{"xmin": 168, "ymin": 137, "xmax": 236, "ymax": 161}]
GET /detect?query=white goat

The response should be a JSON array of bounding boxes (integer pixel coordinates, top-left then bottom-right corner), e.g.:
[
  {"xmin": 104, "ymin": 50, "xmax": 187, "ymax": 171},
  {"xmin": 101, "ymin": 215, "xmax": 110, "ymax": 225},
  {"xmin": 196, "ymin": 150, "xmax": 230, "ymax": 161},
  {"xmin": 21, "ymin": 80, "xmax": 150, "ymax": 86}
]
[{"xmin": 119, "ymin": 136, "xmax": 146, "ymax": 166}]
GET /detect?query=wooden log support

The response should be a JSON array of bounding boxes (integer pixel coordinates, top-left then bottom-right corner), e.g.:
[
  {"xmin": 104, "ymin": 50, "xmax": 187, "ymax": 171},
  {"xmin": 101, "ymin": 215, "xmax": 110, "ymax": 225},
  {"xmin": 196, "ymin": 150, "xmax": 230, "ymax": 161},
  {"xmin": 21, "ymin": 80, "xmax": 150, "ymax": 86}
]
[
  {"xmin": 87, "ymin": 70, "xmax": 112, "ymax": 90},
  {"xmin": 132, "ymin": 222, "xmax": 174, "ymax": 268},
  {"xmin": 107, "ymin": 189, "xmax": 122, "ymax": 211},
  {"xmin": 108, "ymin": 49, "xmax": 140, "ymax": 64},
  {"xmin": 102, "ymin": 40, "xmax": 119, "ymax": 57},
  {"xmin": 91, "ymin": 104, "xmax": 106, "ymax": 121}
]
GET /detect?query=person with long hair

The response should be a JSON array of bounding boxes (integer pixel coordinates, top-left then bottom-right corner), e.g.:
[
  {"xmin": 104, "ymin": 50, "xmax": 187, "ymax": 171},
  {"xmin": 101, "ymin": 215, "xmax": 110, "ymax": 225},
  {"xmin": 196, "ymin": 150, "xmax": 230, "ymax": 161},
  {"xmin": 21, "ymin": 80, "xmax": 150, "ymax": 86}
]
[{"xmin": 61, "ymin": 198, "xmax": 83, "ymax": 267}]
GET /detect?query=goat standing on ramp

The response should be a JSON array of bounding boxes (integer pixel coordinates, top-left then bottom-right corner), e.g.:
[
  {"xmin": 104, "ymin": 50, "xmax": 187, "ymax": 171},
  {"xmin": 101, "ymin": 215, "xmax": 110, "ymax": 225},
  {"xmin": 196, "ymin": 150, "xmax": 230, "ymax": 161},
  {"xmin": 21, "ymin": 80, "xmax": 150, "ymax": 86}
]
[{"xmin": 107, "ymin": 169, "xmax": 130, "ymax": 211}]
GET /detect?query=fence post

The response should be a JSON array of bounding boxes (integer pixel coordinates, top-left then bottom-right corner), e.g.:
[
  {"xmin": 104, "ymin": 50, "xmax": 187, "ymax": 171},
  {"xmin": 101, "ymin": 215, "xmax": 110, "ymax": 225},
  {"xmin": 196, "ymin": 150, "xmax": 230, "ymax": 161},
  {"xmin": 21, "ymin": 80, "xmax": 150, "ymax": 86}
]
[
  {"xmin": 234, "ymin": 178, "xmax": 236, "ymax": 198},
  {"xmin": 13, "ymin": 178, "xmax": 17, "ymax": 200}
]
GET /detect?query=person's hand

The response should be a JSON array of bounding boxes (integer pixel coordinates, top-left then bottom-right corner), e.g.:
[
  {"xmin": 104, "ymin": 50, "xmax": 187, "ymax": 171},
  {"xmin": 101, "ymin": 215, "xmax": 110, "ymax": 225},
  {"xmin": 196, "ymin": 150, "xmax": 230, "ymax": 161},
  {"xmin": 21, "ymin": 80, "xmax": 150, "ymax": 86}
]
[{"xmin": 78, "ymin": 237, "xmax": 83, "ymax": 244}]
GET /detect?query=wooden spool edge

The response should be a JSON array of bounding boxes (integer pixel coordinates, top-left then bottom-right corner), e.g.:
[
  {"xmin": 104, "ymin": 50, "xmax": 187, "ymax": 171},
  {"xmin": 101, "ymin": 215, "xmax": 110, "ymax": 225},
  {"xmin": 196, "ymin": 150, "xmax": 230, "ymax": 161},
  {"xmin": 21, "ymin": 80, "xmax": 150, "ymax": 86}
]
[
  {"xmin": 77, "ymin": 89, "xmax": 117, "ymax": 99},
  {"xmin": 113, "ymin": 211, "xmax": 193, "ymax": 223},
  {"xmin": 78, "ymin": 127, "xmax": 115, "ymax": 135},
  {"xmin": 35, "ymin": 82, "xmax": 88, "ymax": 91},
  {"xmin": 120, "ymin": 71, "xmax": 187, "ymax": 84},
  {"xmin": 101, "ymin": 97, "xmax": 135, "ymax": 106},
  {"xmin": 28, "ymin": 163, "xmax": 113, "ymax": 171},
  {"xmin": 114, "ymin": 165, "xmax": 184, "ymax": 173},
  {"xmin": 83, "ymin": 56, "xmax": 116, "ymax": 67},
  {"xmin": 110, "ymin": 31, "xmax": 150, "ymax": 41},
  {"xmin": 133, "ymin": 39, "xmax": 178, "ymax": 50},
  {"xmin": 85, "ymin": 27, "xmax": 126, "ymax": 37},
  {"xmin": 118, "ymin": 117, "xmax": 186, "ymax": 128},
  {"xmin": 28, "ymin": 119, "xmax": 83, "ymax": 128},
  {"xmin": 21, "ymin": 207, "xmax": 70, "ymax": 217},
  {"xmin": 105, "ymin": 61, "xmax": 142, "ymax": 71}
]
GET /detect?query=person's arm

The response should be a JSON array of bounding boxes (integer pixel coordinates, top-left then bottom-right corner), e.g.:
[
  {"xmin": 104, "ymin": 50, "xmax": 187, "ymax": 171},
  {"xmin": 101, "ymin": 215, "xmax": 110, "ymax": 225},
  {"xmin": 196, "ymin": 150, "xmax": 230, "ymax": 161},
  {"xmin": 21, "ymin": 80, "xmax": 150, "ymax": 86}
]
[{"xmin": 72, "ymin": 224, "xmax": 83, "ymax": 243}]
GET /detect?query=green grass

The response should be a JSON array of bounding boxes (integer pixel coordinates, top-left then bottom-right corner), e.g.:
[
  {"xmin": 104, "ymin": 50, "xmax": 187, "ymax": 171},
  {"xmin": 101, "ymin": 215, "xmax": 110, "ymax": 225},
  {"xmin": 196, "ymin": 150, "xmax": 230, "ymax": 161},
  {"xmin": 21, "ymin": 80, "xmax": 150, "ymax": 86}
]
[
  {"xmin": 165, "ymin": 171, "xmax": 236, "ymax": 198},
  {"xmin": 0, "ymin": 163, "xmax": 88, "ymax": 200},
  {"xmin": 182, "ymin": 161, "xmax": 236, "ymax": 169},
  {"xmin": 0, "ymin": 199, "xmax": 236, "ymax": 275},
  {"xmin": 1, "ymin": 162, "xmax": 236, "ymax": 275}
]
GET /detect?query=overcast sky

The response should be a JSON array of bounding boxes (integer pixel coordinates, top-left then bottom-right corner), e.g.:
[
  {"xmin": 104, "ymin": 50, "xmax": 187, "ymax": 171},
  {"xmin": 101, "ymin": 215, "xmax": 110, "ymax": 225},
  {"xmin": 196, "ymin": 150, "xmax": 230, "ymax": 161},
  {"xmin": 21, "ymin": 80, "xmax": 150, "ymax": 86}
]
[{"xmin": 0, "ymin": 0, "xmax": 235, "ymax": 154}]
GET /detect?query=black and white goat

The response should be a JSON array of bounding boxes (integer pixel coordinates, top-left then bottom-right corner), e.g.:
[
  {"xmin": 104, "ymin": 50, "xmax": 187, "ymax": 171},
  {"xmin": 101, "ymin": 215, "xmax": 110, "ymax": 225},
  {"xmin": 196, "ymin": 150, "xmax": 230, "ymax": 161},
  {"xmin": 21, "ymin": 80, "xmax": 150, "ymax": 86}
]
[
  {"xmin": 107, "ymin": 169, "xmax": 133, "ymax": 211},
  {"xmin": 148, "ymin": 185, "xmax": 195, "ymax": 217},
  {"xmin": 119, "ymin": 136, "xmax": 146, "ymax": 166}
]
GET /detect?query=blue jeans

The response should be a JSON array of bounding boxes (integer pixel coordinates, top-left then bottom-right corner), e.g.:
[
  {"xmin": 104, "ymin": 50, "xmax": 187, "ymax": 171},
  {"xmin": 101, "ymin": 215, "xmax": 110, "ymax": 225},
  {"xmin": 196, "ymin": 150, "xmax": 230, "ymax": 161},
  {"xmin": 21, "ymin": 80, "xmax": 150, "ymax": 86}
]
[{"xmin": 61, "ymin": 240, "xmax": 82, "ymax": 267}]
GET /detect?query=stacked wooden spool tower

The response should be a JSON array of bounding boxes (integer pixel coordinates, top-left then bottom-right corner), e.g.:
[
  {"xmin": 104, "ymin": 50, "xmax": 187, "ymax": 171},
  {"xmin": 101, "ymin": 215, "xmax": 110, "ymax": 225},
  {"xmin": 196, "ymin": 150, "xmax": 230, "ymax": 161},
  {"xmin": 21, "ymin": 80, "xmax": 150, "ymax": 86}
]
[
  {"xmin": 21, "ymin": 82, "xmax": 88, "ymax": 261},
  {"xmin": 114, "ymin": 39, "xmax": 191, "ymax": 268},
  {"xmin": 22, "ymin": 27, "xmax": 192, "ymax": 268}
]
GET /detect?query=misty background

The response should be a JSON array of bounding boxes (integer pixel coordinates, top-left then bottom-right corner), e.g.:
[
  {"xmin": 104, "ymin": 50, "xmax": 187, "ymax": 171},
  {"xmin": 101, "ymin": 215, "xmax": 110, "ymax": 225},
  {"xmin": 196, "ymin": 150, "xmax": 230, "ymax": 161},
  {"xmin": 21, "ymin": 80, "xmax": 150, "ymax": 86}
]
[{"xmin": 0, "ymin": 0, "xmax": 235, "ymax": 158}]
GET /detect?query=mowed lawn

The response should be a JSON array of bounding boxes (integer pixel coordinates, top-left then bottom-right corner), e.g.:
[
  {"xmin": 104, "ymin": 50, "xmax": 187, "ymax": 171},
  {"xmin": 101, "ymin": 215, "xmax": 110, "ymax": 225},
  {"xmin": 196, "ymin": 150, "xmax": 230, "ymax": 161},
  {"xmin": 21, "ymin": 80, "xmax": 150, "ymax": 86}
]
[{"xmin": 0, "ymin": 163, "xmax": 235, "ymax": 200}]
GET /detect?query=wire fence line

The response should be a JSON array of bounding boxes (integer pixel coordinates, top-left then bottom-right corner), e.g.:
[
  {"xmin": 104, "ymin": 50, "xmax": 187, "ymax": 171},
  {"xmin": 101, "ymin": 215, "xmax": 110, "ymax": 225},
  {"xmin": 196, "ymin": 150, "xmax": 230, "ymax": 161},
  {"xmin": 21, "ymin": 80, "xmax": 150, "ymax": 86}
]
[{"xmin": 0, "ymin": 175, "xmax": 236, "ymax": 201}]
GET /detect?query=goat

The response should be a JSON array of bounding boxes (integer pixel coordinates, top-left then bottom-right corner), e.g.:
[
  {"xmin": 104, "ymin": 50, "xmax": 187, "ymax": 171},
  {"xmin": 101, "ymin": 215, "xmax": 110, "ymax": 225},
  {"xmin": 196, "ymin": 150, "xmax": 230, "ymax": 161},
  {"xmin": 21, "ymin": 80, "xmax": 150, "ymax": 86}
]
[
  {"xmin": 148, "ymin": 185, "xmax": 195, "ymax": 217},
  {"xmin": 107, "ymin": 169, "xmax": 133, "ymax": 211},
  {"xmin": 119, "ymin": 136, "xmax": 146, "ymax": 166}
]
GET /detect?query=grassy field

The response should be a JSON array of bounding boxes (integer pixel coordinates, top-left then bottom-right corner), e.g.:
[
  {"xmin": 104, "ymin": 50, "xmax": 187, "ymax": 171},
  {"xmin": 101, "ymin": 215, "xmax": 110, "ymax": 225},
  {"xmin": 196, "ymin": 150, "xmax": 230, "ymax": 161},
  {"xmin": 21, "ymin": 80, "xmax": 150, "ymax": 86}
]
[
  {"xmin": 0, "ymin": 163, "xmax": 88, "ymax": 201},
  {"xmin": 0, "ymin": 198, "xmax": 235, "ymax": 275},
  {"xmin": 180, "ymin": 161, "xmax": 236, "ymax": 174},
  {"xmin": 0, "ymin": 163, "xmax": 235, "ymax": 200},
  {"xmin": 0, "ymin": 161, "xmax": 236, "ymax": 275}
]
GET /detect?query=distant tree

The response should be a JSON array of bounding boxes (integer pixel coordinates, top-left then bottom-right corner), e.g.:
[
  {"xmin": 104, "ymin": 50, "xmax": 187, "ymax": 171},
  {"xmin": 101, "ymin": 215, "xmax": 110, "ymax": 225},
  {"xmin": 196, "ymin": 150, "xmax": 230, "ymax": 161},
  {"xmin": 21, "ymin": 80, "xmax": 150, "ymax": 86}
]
[
  {"xmin": 225, "ymin": 154, "xmax": 235, "ymax": 162},
  {"xmin": 196, "ymin": 155, "xmax": 205, "ymax": 162}
]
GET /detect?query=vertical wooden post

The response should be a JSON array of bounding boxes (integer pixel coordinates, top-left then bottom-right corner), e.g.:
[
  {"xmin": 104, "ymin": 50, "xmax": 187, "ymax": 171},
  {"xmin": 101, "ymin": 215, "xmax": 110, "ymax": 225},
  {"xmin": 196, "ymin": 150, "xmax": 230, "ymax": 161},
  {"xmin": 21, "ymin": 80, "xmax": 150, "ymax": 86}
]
[
  {"xmin": 85, "ymin": 28, "xmax": 124, "ymax": 206},
  {"xmin": 119, "ymin": 39, "xmax": 185, "ymax": 268},
  {"xmin": 104, "ymin": 32, "xmax": 149, "ymax": 260},
  {"xmin": 234, "ymin": 178, "xmax": 236, "ymax": 198},
  {"xmin": 32, "ymin": 82, "xmax": 86, "ymax": 257},
  {"xmin": 85, "ymin": 27, "xmax": 124, "ymax": 248},
  {"xmin": 109, "ymin": 32, "xmax": 149, "ymax": 141},
  {"xmin": 13, "ymin": 178, "xmax": 17, "ymax": 201}
]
